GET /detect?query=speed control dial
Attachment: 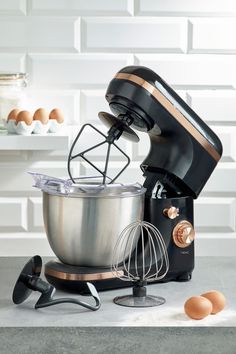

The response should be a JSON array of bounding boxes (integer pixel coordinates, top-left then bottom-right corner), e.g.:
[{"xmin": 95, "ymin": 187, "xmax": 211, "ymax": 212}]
[{"xmin": 172, "ymin": 220, "xmax": 195, "ymax": 248}]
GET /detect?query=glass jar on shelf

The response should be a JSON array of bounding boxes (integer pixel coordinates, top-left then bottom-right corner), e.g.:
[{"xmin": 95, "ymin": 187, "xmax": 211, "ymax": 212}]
[{"xmin": 0, "ymin": 73, "xmax": 29, "ymax": 126}]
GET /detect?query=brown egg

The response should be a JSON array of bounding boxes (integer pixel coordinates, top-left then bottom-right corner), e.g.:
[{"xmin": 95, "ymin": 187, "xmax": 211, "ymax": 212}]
[
  {"xmin": 16, "ymin": 111, "xmax": 33, "ymax": 126},
  {"xmin": 33, "ymin": 108, "xmax": 49, "ymax": 124},
  {"xmin": 201, "ymin": 290, "xmax": 226, "ymax": 314},
  {"xmin": 49, "ymin": 108, "xmax": 64, "ymax": 123},
  {"xmin": 7, "ymin": 109, "xmax": 20, "ymax": 121},
  {"xmin": 184, "ymin": 296, "xmax": 212, "ymax": 320}
]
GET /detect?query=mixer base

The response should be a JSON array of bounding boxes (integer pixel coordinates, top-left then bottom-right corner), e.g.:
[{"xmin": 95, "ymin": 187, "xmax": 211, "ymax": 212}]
[
  {"xmin": 44, "ymin": 260, "xmax": 132, "ymax": 294},
  {"xmin": 44, "ymin": 260, "xmax": 192, "ymax": 294}
]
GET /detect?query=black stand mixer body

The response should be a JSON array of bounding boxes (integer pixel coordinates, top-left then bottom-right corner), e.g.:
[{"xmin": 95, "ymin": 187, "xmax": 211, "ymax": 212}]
[
  {"xmin": 143, "ymin": 195, "xmax": 194, "ymax": 281},
  {"xmin": 105, "ymin": 65, "xmax": 223, "ymax": 282},
  {"xmin": 44, "ymin": 65, "xmax": 223, "ymax": 291}
]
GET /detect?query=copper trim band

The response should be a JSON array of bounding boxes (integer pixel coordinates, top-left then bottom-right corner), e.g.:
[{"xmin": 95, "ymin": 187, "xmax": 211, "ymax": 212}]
[
  {"xmin": 115, "ymin": 73, "xmax": 220, "ymax": 162},
  {"xmin": 45, "ymin": 267, "xmax": 123, "ymax": 281}
]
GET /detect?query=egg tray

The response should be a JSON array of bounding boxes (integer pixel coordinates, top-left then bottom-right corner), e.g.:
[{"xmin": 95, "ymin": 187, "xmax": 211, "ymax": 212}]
[{"xmin": 6, "ymin": 119, "xmax": 64, "ymax": 135}]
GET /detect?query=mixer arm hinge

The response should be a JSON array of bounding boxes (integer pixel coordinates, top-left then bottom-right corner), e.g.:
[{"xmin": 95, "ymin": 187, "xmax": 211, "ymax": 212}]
[
  {"xmin": 143, "ymin": 172, "xmax": 167, "ymax": 198},
  {"xmin": 152, "ymin": 181, "xmax": 167, "ymax": 199}
]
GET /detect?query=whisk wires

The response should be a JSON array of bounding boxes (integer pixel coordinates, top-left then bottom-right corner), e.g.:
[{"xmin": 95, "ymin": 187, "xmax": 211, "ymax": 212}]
[{"xmin": 112, "ymin": 220, "xmax": 169, "ymax": 282}]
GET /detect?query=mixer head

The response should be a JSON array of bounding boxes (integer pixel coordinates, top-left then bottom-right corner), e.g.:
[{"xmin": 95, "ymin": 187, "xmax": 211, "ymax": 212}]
[
  {"xmin": 105, "ymin": 66, "xmax": 223, "ymax": 198},
  {"xmin": 68, "ymin": 65, "xmax": 222, "ymax": 196}
]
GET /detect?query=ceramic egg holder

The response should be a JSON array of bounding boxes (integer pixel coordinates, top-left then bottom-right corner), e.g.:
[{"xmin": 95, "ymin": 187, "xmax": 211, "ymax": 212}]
[
  {"xmin": 6, "ymin": 119, "xmax": 64, "ymax": 135},
  {"xmin": 6, "ymin": 115, "xmax": 64, "ymax": 135}
]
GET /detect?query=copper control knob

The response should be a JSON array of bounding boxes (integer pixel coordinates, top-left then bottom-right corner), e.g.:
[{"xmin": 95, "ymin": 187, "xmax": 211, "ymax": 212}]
[
  {"xmin": 163, "ymin": 206, "xmax": 179, "ymax": 219},
  {"xmin": 172, "ymin": 220, "xmax": 195, "ymax": 248}
]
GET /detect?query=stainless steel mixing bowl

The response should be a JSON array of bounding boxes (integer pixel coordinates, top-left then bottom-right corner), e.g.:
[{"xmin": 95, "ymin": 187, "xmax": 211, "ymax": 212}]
[{"xmin": 42, "ymin": 182, "xmax": 145, "ymax": 267}]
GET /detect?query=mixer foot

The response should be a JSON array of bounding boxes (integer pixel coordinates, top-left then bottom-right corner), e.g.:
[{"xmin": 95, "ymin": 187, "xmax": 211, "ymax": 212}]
[{"xmin": 177, "ymin": 272, "xmax": 192, "ymax": 282}]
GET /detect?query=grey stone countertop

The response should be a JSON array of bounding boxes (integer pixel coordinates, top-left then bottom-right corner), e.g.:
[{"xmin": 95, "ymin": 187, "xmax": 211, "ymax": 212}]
[{"xmin": 0, "ymin": 257, "xmax": 235, "ymax": 327}]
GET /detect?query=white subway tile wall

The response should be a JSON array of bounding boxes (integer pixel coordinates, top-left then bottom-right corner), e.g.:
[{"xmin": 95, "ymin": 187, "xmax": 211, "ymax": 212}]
[
  {"xmin": 0, "ymin": 54, "xmax": 25, "ymax": 72},
  {"xmin": 190, "ymin": 19, "xmax": 236, "ymax": 52},
  {"xmin": 0, "ymin": 0, "xmax": 235, "ymax": 256},
  {"xmin": 135, "ymin": 54, "xmax": 236, "ymax": 87},
  {"xmin": 28, "ymin": 0, "xmax": 133, "ymax": 16},
  {"xmin": 82, "ymin": 18, "xmax": 188, "ymax": 52},
  {"xmin": 0, "ymin": 17, "xmax": 80, "ymax": 52},
  {"xmin": 28, "ymin": 54, "xmax": 133, "ymax": 88},
  {"xmin": 0, "ymin": 198, "xmax": 27, "ymax": 231},
  {"xmin": 136, "ymin": 0, "xmax": 236, "ymax": 16},
  {"xmin": 0, "ymin": 0, "xmax": 26, "ymax": 15}
]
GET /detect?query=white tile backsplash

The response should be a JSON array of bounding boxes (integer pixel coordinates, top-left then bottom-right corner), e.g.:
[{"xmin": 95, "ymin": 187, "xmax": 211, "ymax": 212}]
[
  {"xmin": 0, "ymin": 17, "xmax": 80, "ymax": 52},
  {"xmin": 136, "ymin": 0, "xmax": 236, "ymax": 16},
  {"xmin": 195, "ymin": 197, "xmax": 236, "ymax": 232},
  {"xmin": 80, "ymin": 90, "xmax": 108, "ymax": 124},
  {"xmin": 0, "ymin": 1, "xmax": 235, "ymax": 256},
  {"xmin": 203, "ymin": 163, "xmax": 236, "ymax": 194},
  {"xmin": 28, "ymin": 54, "xmax": 133, "ymax": 88},
  {"xmin": 187, "ymin": 90, "xmax": 236, "ymax": 123},
  {"xmin": 0, "ymin": 0, "xmax": 26, "ymax": 15},
  {"xmin": 0, "ymin": 198, "xmax": 27, "ymax": 231},
  {"xmin": 29, "ymin": 197, "xmax": 43, "ymax": 229},
  {"xmin": 82, "ymin": 17, "xmax": 187, "ymax": 52},
  {"xmin": 135, "ymin": 54, "xmax": 236, "ymax": 87},
  {"xmin": 0, "ymin": 53, "xmax": 25, "ymax": 71},
  {"xmin": 29, "ymin": 0, "xmax": 133, "ymax": 16},
  {"xmin": 190, "ymin": 18, "xmax": 236, "ymax": 52}
]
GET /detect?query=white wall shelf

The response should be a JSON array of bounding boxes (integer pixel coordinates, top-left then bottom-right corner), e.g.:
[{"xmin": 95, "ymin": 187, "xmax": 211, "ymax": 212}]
[{"xmin": 0, "ymin": 133, "xmax": 69, "ymax": 150}]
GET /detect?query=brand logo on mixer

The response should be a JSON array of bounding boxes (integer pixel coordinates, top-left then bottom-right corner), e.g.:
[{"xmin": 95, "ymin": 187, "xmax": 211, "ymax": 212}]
[{"xmin": 181, "ymin": 251, "xmax": 189, "ymax": 255}]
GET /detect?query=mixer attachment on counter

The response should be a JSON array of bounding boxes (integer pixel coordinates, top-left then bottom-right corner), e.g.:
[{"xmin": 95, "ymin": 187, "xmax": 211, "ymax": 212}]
[
  {"xmin": 12, "ymin": 256, "xmax": 101, "ymax": 311},
  {"xmin": 112, "ymin": 221, "xmax": 169, "ymax": 308},
  {"xmin": 67, "ymin": 112, "xmax": 139, "ymax": 184}
]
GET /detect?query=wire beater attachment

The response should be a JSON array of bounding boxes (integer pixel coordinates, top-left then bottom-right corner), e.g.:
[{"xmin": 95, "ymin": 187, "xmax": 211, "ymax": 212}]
[
  {"xmin": 67, "ymin": 110, "xmax": 141, "ymax": 185},
  {"xmin": 112, "ymin": 221, "xmax": 169, "ymax": 308}
]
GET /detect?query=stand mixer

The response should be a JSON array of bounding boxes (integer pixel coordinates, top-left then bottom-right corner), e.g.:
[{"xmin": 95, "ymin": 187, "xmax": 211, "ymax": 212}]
[{"xmin": 40, "ymin": 65, "xmax": 222, "ymax": 292}]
